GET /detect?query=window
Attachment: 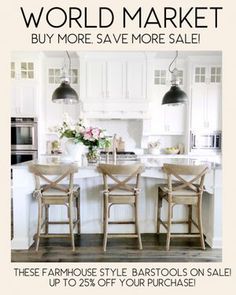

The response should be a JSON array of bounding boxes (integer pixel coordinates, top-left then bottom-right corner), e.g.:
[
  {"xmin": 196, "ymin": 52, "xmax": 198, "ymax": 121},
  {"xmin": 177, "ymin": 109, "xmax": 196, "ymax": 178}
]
[
  {"xmin": 69, "ymin": 69, "xmax": 78, "ymax": 84},
  {"xmin": 21, "ymin": 62, "xmax": 34, "ymax": 79},
  {"xmin": 210, "ymin": 67, "xmax": 221, "ymax": 83},
  {"xmin": 195, "ymin": 67, "xmax": 206, "ymax": 83},
  {"xmin": 154, "ymin": 69, "xmax": 166, "ymax": 85},
  {"xmin": 48, "ymin": 68, "xmax": 78, "ymax": 84},
  {"xmin": 48, "ymin": 68, "xmax": 61, "ymax": 84},
  {"xmin": 11, "ymin": 62, "xmax": 15, "ymax": 79}
]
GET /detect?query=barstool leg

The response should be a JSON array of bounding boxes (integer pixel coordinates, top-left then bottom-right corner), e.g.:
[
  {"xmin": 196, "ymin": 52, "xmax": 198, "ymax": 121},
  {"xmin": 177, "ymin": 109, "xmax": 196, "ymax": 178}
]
[
  {"xmin": 166, "ymin": 202, "xmax": 172, "ymax": 251},
  {"xmin": 157, "ymin": 189, "xmax": 162, "ymax": 234},
  {"xmin": 76, "ymin": 193, "xmax": 80, "ymax": 234},
  {"xmin": 103, "ymin": 194, "xmax": 108, "ymax": 252},
  {"xmin": 197, "ymin": 196, "xmax": 205, "ymax": 250},
  {"xmin": 45, "ymin": 205, "xmax": 49, "ymax": 234},
  {"xmin": 135, "ymin": 195, "xmax": 142, "ymax": 250},
  {"xmin": 69, "ymin": 198, "xmax": 75, "ymax": 251},
  {"xmin": 188, "ymin": 205, "xmax": 192, "ymax": 234},
  {"xmin": 36, "ymin": 198, "xmax": 42, "ymax": 251}
]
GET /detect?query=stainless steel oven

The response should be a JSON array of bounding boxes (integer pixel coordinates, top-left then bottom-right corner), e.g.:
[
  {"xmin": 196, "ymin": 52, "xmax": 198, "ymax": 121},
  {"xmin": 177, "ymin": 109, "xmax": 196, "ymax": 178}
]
[
  {"xmin": 11, "ymin": 117, "xmax": 38, "ymax": 150},
  {"xmin": 190, "ymin": 131, "xmax": 221, "ymax": 151},
  {"xmin": 11, "ymin": 117, "xmax": 38, "ymax": 165},
  {"xmin": 11, "ymin": 150, "xmax": 38, "ymax": 165}
]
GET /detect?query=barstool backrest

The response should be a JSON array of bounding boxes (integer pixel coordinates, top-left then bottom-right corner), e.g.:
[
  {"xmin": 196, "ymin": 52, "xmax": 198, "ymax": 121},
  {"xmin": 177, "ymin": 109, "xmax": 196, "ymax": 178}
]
[
  {"xmin": 98, "ymin": 164, "xmax": 145, "ymax": 192},
  {"xmin": 29, "ymin": 163, "xmax": 78, "ymax": 193},
  {"xmin": 163, "ymin": 164, "xmax": 209, "ymax": 193}
]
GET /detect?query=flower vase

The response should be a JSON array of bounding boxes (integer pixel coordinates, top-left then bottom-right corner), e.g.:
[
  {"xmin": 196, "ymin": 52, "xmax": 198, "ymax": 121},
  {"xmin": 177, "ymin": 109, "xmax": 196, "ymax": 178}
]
[
  {"xmin": 65, "ymin": 139, "xmax": 84, "ymax": 165},
  {"xmin": 86, "ymin": 148, "xmax": 99, "ymax": 163}
]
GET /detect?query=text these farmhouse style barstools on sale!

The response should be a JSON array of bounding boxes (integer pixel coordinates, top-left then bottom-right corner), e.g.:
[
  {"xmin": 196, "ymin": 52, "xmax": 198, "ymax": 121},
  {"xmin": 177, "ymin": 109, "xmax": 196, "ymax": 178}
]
[
  {"xmin": 29, "ymin": 163, "xmax": 80, "ymax": 251},
  {"xmin": 98, "ymin": 163, "xmax": 145, "ymax": 251},
  {"xmin": 157, "ymin": 163, "xmax": 209, "ymax": 251}
]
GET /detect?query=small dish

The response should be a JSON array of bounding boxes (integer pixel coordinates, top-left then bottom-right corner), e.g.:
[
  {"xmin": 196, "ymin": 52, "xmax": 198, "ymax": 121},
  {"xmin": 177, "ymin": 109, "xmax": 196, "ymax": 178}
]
[{"xmin": 164, "ymin": 148, "xmax": 180, "ymax": 154}]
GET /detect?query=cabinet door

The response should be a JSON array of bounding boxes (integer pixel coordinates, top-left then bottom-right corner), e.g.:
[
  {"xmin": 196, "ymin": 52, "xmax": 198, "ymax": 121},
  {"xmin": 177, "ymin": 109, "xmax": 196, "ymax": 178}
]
[
  {"xmin": 206, "ymin": 83, "xmax": 221, "ymax": 130},
  {"xmin": 126, "ymin": 60, "xmax": 146, "ymax": 100},
  {"xmin": 85, "ymin": 60, "xmax": 105, "ymax": 100},
  {"xmin": 20, "ymin": 84, "xmax": 37, "ymax": 116},
  {"xmin": 106, "ymin": 60, "xmax": 124, "ymax": 100},
  {"xmin": 11, "ymin": 84, "xmax": 21, "ymax": 116},
  {"xmin": 191, "ymin": 65, "xmax": 221, "ymax": 131},
  {"xmin": 164, "ymin": 104, "xmax": 186, "ymax": 135},
  {"xmin": 11, "ymin": 82, "xmax": 37, "ymax": 116},
  {"xmin": 150, "ymin": 100, "xmax": 166, "ymax": 134},
  {"xmin": 191, "ymin": 84, "xmax": 207, "ymax": 130}
]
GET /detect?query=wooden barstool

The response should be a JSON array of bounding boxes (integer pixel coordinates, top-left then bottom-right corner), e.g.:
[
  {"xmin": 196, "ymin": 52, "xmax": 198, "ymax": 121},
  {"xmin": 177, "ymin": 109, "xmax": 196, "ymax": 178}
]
[
  {"xmin": 98, "ymin": 164, "xmax": 145, "ymax": 251},
  {"xmin": 29, "ymin": 163, "xmax": 80, "ymax": 251},
  {"xmin": 157, "ymin": 163, "xmax": 209, "ymax": 250}
]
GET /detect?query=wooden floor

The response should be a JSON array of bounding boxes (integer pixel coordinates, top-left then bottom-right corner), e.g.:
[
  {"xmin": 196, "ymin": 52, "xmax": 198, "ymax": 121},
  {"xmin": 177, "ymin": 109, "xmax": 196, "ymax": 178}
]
[{"xmin": 11, "ymin": 234, "xmax": 221, "ymax": 262}]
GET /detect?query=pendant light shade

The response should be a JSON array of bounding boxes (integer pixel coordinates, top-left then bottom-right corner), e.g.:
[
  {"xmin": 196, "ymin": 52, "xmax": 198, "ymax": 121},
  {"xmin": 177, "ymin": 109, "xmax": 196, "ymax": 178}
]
[
  {"xmin": 52, "ymin": 51, "xmax": 79, "ymax": 104},
  {"xmin": 52, "ymin": 80, "xmax": 79, "ymax": 104},
  {"xmin": 162, "ymin": 51, "xmax": 187, "ymax": 105},
  {"xmin": 162, "ymin": 85, "xmax": 187, "ymax": 105}
]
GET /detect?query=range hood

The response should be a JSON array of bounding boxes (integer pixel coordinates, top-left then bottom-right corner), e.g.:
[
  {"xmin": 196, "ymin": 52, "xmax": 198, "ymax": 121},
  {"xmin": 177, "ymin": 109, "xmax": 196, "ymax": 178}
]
[{"xmin": 82, "ymin": 102, "xmax": 149, "ymax": 119}]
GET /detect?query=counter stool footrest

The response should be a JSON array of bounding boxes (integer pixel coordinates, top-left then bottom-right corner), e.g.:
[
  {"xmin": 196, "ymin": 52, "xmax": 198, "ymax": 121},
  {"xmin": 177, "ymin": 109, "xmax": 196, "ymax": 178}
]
[
  {"xmin": 47, "ymin": 221, "xmax": 78, "ymax": 225},
  {"xmin": 108, "ymin": 221, "xmax": 135, "ymax": 225},
  {"xmin": 170, "ymin": 234, "xmax": 201, "ymax": 238},
  {"xmin": 39, "ymin": 234, "xmax": 74, "ymax": 238},
  {"xmin": 108, "ymin": 234, "xmax": 139, "ymax": 238}
]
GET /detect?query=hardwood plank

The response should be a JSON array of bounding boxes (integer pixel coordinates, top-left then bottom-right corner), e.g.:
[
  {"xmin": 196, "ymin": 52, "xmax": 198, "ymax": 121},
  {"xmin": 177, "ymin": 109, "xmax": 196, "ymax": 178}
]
[{"xmin": 11, "ymin": 234, "xmax": 221, "ymax": 263}]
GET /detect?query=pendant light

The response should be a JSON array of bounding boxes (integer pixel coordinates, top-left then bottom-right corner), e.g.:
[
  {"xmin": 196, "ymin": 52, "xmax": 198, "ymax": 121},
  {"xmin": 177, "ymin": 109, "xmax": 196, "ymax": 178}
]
[
  {"xmin": 162, "ymin": 51, "xmax": 187, "ymax": 105},
  {"xmin": 52, "ymin": 51, "xmax": 79, "ymax": 104}
]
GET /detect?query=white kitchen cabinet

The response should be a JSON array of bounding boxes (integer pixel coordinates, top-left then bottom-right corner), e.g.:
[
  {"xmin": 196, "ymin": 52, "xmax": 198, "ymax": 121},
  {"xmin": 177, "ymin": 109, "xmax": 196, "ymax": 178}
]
[
  {"xmin": 143, "ymin": 102, "xmax": 186, "ymax": 135},
  {"xmin": 11, "ymin": 82, "xmax": 37, "ymax": 117},
  {"xmin": 11, "ymin": 57, "xmax": 38, "ymax": 117},
  {"xmin": 126, "ymin": 60, "xmax": 146, "ymax": 100},
  {"xmin": 85, "ymin": 58, "xmax": 125, "ymax": 101},
  {"xmin": 80, "ymin": 53, "xmax": 147, "ymax": 118},
  {"xmin": 191, "ymin": 65, "xmax": 221, "ymax": 131},
  {"xmin": 44, "ymin": 56, "xmax": 80, "ymax": 129},
  {"xmin": 106, "ymin": 60, "xmax": 124, "ymax": 100},
  {"xmin": 85, "ymin": 60, "xmax": 105, "ymax": 100},
  {"xmin": 164, "ymin": 104, "xmax": 186, "ymax": 134},
  {"xmin": 145, "ymin": 58, "xmax": 186, "ymax": 135}
]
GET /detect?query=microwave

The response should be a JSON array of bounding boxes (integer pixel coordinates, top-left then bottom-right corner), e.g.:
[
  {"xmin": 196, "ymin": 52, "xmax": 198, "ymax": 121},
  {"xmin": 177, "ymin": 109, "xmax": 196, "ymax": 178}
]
[{"xmin": 190, "ymin": 131, "xmax": 221, "ymax": 150}]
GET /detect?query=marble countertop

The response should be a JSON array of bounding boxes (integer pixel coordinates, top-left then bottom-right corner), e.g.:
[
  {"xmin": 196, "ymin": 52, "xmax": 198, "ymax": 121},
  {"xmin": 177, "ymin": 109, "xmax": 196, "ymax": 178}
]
[{"xmin": 12, "ymin": 154, "xmax": 222, "ymax": 170}]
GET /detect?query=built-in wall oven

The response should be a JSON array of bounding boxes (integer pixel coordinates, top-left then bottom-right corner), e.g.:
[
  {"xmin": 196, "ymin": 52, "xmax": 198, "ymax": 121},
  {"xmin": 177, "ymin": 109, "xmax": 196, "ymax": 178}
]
[
  {"xmin": 11, "ymin": 117, "xmax": 38, "ymax": 165},
  {"xmin": 11, "ymin": 150, "xmax": 38, "ymax": 165}
]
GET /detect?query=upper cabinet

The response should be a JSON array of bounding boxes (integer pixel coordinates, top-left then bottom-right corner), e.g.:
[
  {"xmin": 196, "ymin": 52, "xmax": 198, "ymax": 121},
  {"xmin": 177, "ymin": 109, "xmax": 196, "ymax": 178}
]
[
  {"xmin": 80, "ymin": 53, "xmax": 147, "ymax": 118},
  {"xmin": 43, "ymin": 55, "xmax": 80, "ymax": 129},
  {"xmin": 11, "ymin": 55, "xmax": 39, "ymax": 117},
  {"xmin": 144, "ymin": 57, "xmax": 187, "ymax": 135},
  {"xmin": 126, "ymin": 60, "xmax": 146, "ymax": 101},
  {"xmin": 190, "ymin": 61, "xmax": 222, "ymax": 131}
]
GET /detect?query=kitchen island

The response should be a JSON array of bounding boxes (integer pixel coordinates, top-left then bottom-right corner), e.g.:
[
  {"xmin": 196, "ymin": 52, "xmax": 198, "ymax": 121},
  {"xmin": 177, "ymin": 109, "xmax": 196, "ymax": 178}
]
[{"xmin": 11, "ymin": 155, "xmax": 222, "ymax": 250}]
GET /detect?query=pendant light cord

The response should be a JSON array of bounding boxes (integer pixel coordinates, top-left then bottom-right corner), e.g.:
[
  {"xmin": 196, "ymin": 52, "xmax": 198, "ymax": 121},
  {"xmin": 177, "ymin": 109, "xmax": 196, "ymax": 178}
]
[
  {"xmin": 66, "ymin": 50, "xmax": 71, "ymax": 78},
  {"xmin": 168, "ymin": 51, "xmax": 178, "ymax": 74}
]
